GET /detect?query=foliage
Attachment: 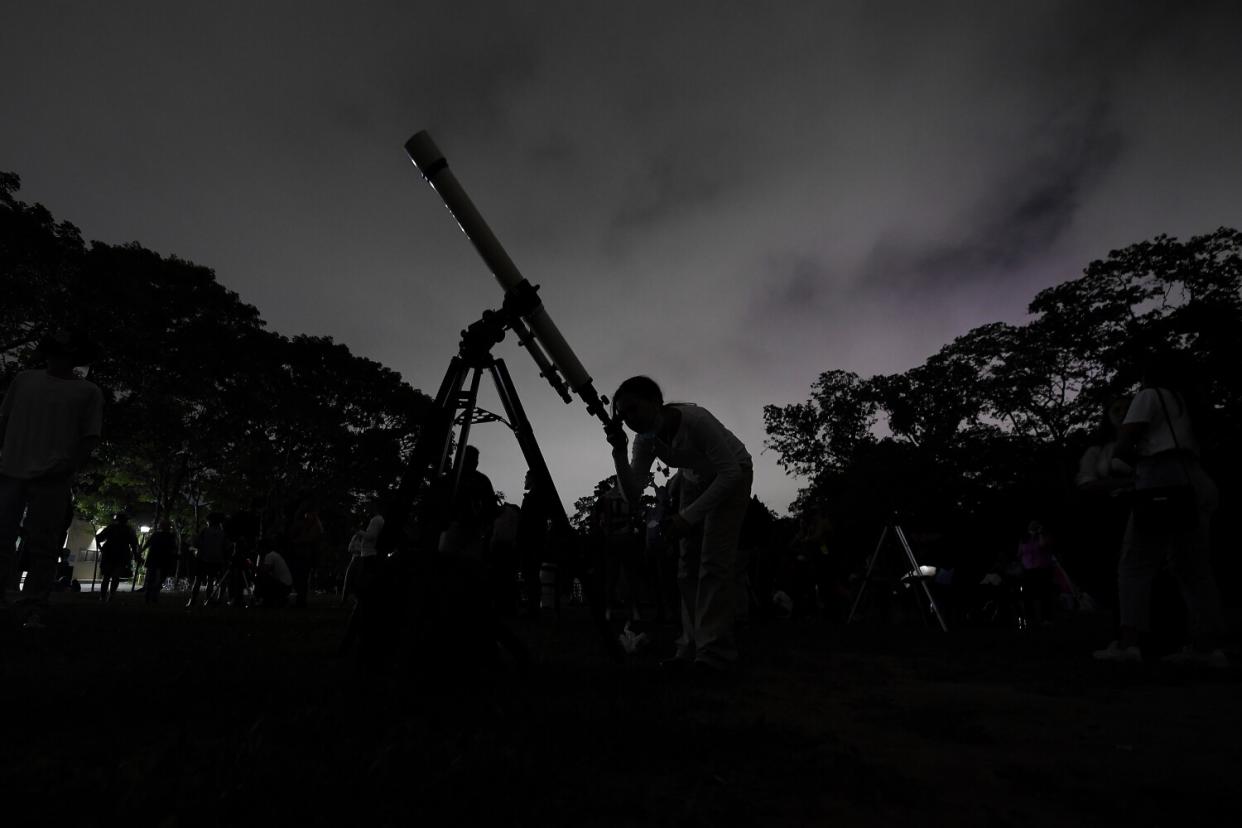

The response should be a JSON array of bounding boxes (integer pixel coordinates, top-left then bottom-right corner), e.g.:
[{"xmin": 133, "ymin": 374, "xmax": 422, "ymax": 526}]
[
  {"xmin": 1, "ymin": 173, "xmax": 432, "ymax": 539},
  {"xmin": 765, "ymin": 228, "xmax": 1242, "ymax": 548}
]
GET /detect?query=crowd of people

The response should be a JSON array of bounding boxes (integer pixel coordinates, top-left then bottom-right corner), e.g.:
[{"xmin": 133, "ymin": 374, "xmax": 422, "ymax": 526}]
[{"xmin": 0, "ymin": 333, "xmax": 1230, "ymax": 671}]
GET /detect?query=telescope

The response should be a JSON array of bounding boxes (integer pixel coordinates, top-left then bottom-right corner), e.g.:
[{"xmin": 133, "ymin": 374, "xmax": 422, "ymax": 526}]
[
  {"xmin": 343, "ymin": 131, "xmax": 625, "ymax": 666},
  {"xmin": 404, "ymin": 131, "xmax": 614, "ymax": 429}
]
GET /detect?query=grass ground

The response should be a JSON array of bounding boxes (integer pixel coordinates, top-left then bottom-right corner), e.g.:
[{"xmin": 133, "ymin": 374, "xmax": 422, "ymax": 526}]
[{"xmin": 2, "ymin": 592, "xmax": 1239, "ymax": 827}]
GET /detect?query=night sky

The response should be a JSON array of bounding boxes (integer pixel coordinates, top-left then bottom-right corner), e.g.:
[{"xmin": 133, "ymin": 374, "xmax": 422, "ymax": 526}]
[{"xmin": 3, "ymin": 1, "xmax": 1241, "ymax": 514}]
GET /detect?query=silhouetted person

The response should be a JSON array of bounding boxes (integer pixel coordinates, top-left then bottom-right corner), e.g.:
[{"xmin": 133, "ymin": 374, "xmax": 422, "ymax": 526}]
[
  {"xmin": 188, "ymin": 513, "xmax": 229, "ymax": 608},
  {"xmin": 226, "ymin": 508, "xmax": 261, "ymax": 607},
  {"xmin": 489, "ymin": 502, "xmax": 521, "ymax": 614},
  {"xmin": 287, "ymin": 506, "xmax": 324, "ymax": 608},
  {"xmin": 597, "ymin": 478, "xmax": 642, "ymax": 622},
  {"xmin": 516, "ymin": 470, "xmax": 552, "ymax": 617},
  {"xmin": 143, "ymin": 519, "xmax": 178, "ymax": 604},
  {"xmin": 96, "ymin": 513, "xmax": 139, "ymax": 602},
  {"xmin": 1073, "ymin": 397, "xmax": 1134, "ymax": 630},
  {"xmin": 255, "ymin": 546, "xmax": 293, "ymax": 608},
  {"xmin": 1094, "ymin": 355, "xmax": 1226, "ymax": 666},
  {"xmin": 1016, "ymin": 520, "xmax": 1055, "ymax": 626},
  {"xmin": 0, "ymin": 329, "xmax": 102, "ymax": 628},
  {"xmin": 643, "ymin": 481, "xmax": 678, "ymax": 624},
  {"xmin": 608, "ymin": 376, "xmax": 752, "ymax": 674},
  {"xmin": 342, "ymin": 503, "xmax": 383, "ymax": 605},
  {"xmin": 438, "ymin": 446, "xmax": 498, "ymax": 560}
]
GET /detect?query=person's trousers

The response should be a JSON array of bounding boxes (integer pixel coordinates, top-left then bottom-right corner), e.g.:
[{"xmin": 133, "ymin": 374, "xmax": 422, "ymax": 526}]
[
  {"xmin": 0, "ymin": 473, "xmax": 71, "ymax": 606},
  {"xmin": 144, "ymin": 567, "xmax": 164, "ymax": 603},
  {"xmin": 675, "ymin": 470, "xmax": 752, "ymax": 667},
  {"xmin": 1118, "ymin": 508, "xmax": 1223, "ymax": 642}
]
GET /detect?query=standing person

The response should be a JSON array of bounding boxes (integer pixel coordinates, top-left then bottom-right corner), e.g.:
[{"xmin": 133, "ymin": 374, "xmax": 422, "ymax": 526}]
[
  {"xmin": 143, "ymin": 519, "xmax": 178, "ymax": 604},
  {"xmin": 489, "ymin": 502, "xmax": 522, "ymax": 614},
  {"xmin": 287, "ymin": 506, "xmax": 325, "ymax": 608},
  {"xmin": 439, "ymin": 446, "xmax": 498, "ymax": 560},
  {"xmin": 255, "ymin": 544, "xmax": 293, "ymax": 608},
  {"xmin": 344, "ymin": 504, "xmax": 384, "ymax": 603},
  {"xmin": 0, "ymin": 329, "xmax": 102, "ymax": 628},
  {"xmin": 1016, "ymin": 520, "xmax": 1056, "ymax": 627},
  {"xmin": 598, "ymin": 479, "xmax": 642, "ymax": 623},
  {"xmin": 188, "ymin": 513, "xmax": 229, "ymax": 608},
  {"xmin": 608, "ymin": 376, "xmax": 752, "ymax": 674},
  {"xmin": 95, "ymin": 513, "xmax": 140, "ymax": 603},
  {"xmin": 516, "ymin": 470, "xmax": 552, "ymax": 617},
  {"xmin": 1073, "ymin": 398, "xmax": 1134, "ymax": 623},
  {"xmin": 226, "ymin": 508, "xmax": 261, "ymax": 608},
  {"xmin": 1094, "ymin": 355, "xmax": 1226, "ymax": 666}
]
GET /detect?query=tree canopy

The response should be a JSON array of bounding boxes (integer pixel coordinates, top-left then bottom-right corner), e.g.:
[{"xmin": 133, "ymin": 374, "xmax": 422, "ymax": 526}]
[
  {"xmin": 764, "ymin": 227, "xmax": 1242, "ymax": 555},
  {"xmin": 1, "ymin": 173, "xmax": 431, "ymax": 539}
]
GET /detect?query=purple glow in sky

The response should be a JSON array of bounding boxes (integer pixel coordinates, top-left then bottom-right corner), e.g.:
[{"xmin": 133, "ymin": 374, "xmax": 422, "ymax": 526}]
[{"xmin": 3, "ymin": 1, "xmax": 1240, "ymax": 513}]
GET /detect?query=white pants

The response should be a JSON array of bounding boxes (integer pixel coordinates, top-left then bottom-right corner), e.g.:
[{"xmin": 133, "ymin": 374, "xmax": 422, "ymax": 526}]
[{"xmin": 675, "ymin": 469, "xmax": 752, "ymax": 667}]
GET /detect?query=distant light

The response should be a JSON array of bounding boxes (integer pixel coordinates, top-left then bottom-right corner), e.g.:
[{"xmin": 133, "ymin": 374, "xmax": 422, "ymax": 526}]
[{"xmin": 140, "ymin": 525, "xmax": 151, "ymax": 534}]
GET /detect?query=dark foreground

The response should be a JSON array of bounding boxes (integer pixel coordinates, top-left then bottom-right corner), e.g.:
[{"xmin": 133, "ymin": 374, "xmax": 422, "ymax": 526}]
[{"xmin": 2, "ymin": 594, "xmax": 1239, "ymax": 827}]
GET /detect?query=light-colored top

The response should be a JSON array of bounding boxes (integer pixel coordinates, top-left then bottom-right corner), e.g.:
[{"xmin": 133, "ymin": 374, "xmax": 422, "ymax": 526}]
[
  {"xmin": 263, "ymin": 551, "xmax": 293, "ymax": 586},
  {"xmin": 0, "ymin": 369, "xmax": 103, "ymax": 479},
  {"xmin": 628, "ymin": 404, "xmax": 751, "ymax": 526},
  {"xmin": 1124, "ymin": 387, "xmax": 1198, "ymax": 458},
  {"xmin": 360, "ymin": 515, "xmax": 384, "ymax": 558},
  {"xmin": 1074, "ymin": 442, "xmax": 1133, "ymax": 487},
  {"xmin": 347, "ymin": 531, "xmax": 364, "ymax": 557}
]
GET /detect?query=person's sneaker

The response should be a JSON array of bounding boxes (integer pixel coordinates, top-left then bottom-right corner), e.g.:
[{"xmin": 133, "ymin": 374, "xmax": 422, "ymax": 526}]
[
  {"xmin": 1093, "ymin": 641, "xmax": 1142, "ymax": 662},
  {"xmin": 1161, "ymin": 647, "xmax": 1230, "ymax": 669}
]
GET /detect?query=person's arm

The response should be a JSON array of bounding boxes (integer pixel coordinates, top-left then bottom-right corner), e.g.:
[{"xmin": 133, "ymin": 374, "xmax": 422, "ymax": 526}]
[{"xmin": 610, "ymin": 431, "xmax": 655, "ymax": 507}]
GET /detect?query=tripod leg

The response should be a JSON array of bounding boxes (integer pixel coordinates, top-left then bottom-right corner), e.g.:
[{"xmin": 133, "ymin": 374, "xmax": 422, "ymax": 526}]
[
  {"xmin": 489, "ymin": 359, "xmax": 622, "ymax": 661},
  {"xmin": 894, "ymin": 525, "xmax": 948, "ymax": 632},
  {"xmin": 848, "ymin": 525, "xmax": 889, "ymax": 624},
  {"xmin": 344, "ymin": 358, "xmax": 472, "ymax": 658}
]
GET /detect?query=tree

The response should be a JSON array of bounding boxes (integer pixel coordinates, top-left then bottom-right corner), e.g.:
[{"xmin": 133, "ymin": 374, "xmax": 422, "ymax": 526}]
[{"xmin": 765, "ymin": 227, "xmax": 1242, "ymax": 553}]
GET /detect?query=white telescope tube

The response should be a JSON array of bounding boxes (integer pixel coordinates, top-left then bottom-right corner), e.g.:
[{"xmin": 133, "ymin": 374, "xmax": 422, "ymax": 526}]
[{"xmin": 405, "ymin": 131, "xmax": 594, "ymax": 394}]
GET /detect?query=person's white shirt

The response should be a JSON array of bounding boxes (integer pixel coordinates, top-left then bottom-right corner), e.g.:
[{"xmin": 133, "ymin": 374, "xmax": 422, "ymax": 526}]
[
  {"xmin": 262, "ymin": 551, "xmax": 293, "ymax": 587},
  {"xmin": 1123, "ymin": 387, "xmax": 1199, "ymax": 457},
  {"xmin": 359, "ymin": 515, "xmax": 384, "ymax": 557},
  {"xmin": 628, "ymin": 404, "xmax": 751, "ymax": 526}
]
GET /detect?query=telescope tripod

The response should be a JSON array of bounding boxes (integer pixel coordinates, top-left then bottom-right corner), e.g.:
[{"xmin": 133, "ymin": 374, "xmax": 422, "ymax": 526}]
[
  {"xmin": 342, "ymin": 300, "xmax": 622, "ymax": 668},
  {"xmin": 848, "ymin": 521, "xmax": 948, "ymax": 632}
]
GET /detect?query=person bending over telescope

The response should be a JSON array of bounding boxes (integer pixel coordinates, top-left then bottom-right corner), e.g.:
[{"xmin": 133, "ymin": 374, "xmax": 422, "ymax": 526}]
[{"xmin": 607, "ymin": 376, "xmax": 752, "ymax": 673}]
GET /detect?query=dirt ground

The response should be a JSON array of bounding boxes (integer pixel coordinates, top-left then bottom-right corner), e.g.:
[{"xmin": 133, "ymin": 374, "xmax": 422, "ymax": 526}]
[{"xmin": 2, "ymin": 593, "xmax": 1239, "ymax": 827}]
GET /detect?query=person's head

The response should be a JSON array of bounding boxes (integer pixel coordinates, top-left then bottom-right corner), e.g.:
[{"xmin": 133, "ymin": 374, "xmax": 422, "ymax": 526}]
[
  {"xmin": 463, "ymin": 445, "xmax": 480, "ymax": 472},
  {"xmin": 37, "ymin": 328, "xmax": 97, "ymax": 375},
  {"xmin": 158, "ymin": 519, "xmax": 172, "ymax": 532},
  {"xmin": 1095, "ymin": 396, "xmax": 1130, "ymax": 439},
  {"xmin": 1027, "ymin": 520, "xmax": 1044, "ymax": 536},
  {"xmin": 612, "ymin": 376, "xmax": 664, "ymax": 435}
]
